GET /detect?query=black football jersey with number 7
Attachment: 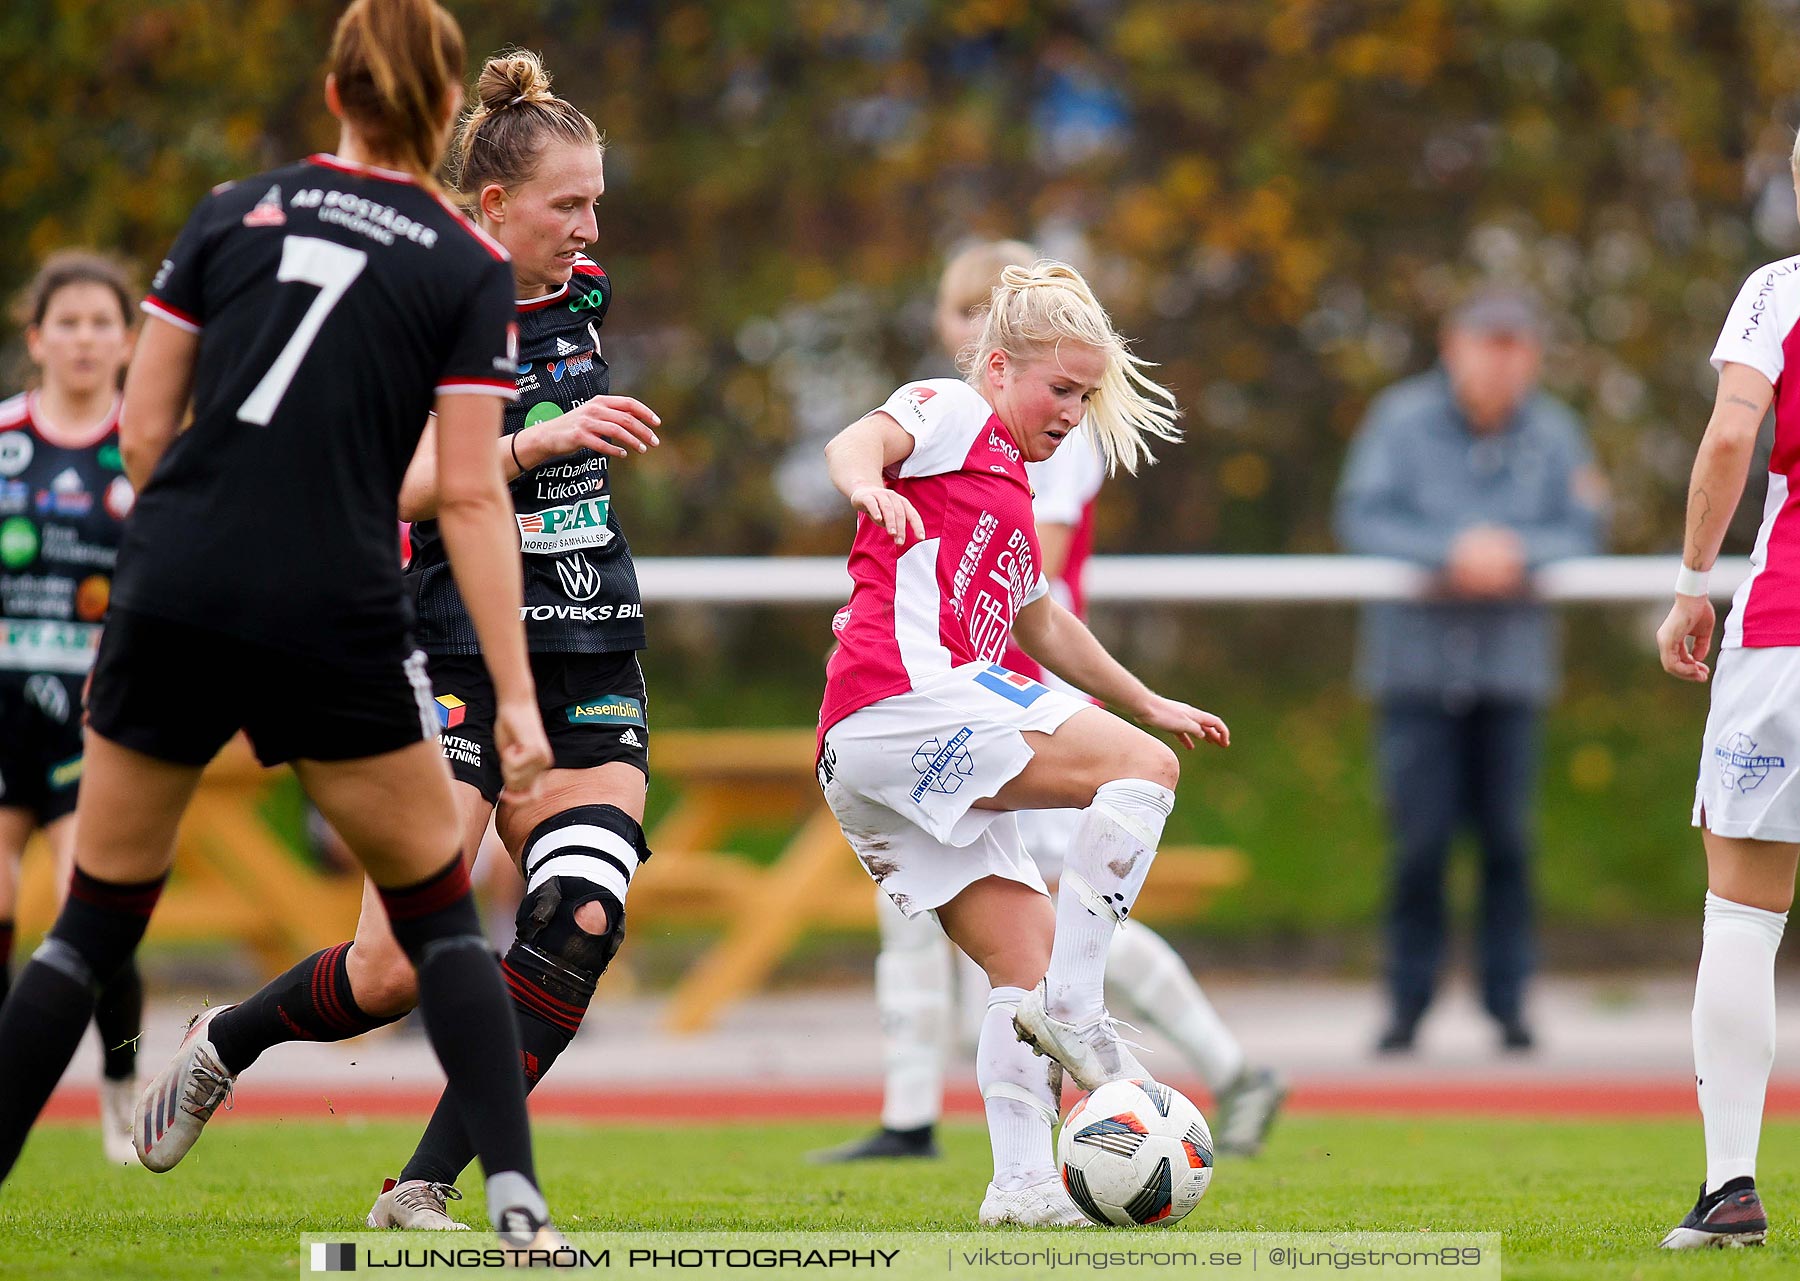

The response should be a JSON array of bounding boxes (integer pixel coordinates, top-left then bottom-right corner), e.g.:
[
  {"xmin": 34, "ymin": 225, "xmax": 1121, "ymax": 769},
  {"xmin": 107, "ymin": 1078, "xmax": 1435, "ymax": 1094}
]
[{"xmin": 115, "ymin": 154, "xmax": 518, "ymax": 666}]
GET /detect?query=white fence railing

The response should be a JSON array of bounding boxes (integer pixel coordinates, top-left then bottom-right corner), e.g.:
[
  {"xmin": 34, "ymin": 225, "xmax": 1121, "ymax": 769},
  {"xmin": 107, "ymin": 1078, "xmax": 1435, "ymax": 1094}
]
[{"xmin": 633, "ymin": 555, "xmax": 1753, "ymax": 606}]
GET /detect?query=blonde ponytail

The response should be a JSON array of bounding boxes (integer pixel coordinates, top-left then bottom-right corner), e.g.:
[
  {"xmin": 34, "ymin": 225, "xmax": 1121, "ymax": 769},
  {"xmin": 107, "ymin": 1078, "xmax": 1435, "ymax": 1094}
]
[{"xmin": 959, "ymin": 260, "xmax": 1181, "ymax": 474}]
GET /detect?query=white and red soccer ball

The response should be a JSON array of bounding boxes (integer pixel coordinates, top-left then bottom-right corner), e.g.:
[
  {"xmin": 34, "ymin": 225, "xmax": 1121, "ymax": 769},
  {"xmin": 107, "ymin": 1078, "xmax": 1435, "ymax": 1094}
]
[{"xmin": 1057, "ymin": 1078, "xmax": 1214, "ymax": 1227}]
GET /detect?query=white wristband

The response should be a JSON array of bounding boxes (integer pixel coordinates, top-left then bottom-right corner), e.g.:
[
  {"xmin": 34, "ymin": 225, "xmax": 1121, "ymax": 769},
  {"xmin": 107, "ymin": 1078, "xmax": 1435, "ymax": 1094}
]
[{"xmin": 1674, "ymin": 564, "xmax": 1710, "ymax": 598}]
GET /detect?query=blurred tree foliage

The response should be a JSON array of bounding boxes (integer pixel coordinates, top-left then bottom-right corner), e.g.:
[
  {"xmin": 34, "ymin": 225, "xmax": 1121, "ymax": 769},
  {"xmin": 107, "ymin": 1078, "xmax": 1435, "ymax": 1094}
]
[{"xmin": 5, "ymin": 0, "xmax": 1799, "ymax": 561}]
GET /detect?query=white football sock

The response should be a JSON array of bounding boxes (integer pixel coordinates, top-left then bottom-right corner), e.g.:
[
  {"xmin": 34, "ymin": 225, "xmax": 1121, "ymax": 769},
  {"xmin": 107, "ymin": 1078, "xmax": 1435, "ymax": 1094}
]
[
  {"xmin": 1108, "ymin": 921, "xmax": 1245, "ymax": 1090},
  {"xmin": 1693, "ymin": 891, "xmax": 1786, "ymax": 1194},
  {"xmin": 978, "ymin": 986, "xmax": 1059, "ymax": 1189},
  {"xmin": 873, "ymin": 891, "xmax": 952, "ymax": 1131},
  {"xmin": 1045, "ymin": 779, "xmax": 1175, "ymax": 1024}
]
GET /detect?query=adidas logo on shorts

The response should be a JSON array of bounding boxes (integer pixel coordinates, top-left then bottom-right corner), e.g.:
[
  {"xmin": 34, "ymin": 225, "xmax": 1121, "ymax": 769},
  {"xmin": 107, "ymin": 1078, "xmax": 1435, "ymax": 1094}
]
[
  {"xmin": 619, "ymin": 728, "xmax": 641, "ymax": 748},
  {"xmin": 555, "ymin": 336, "xmax": 581, "ymax": 355}
]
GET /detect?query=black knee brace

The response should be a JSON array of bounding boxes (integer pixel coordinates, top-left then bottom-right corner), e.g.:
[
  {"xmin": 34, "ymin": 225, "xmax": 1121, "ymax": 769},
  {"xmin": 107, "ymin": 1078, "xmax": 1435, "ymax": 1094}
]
[{"xmin": 511, "ymin": 804, "xmax": 650, "ymax": 993}]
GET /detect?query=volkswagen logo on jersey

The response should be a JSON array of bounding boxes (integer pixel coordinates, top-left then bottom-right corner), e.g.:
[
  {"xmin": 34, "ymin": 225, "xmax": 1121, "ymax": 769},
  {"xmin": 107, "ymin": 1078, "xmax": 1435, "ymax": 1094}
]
[
  {"xmin": 555, "ymin": 552, "xmax": 604, "ymax": 601},
  {"xmin": 516, "ymin": 496, "xmax": 612, "ymax": 554}
]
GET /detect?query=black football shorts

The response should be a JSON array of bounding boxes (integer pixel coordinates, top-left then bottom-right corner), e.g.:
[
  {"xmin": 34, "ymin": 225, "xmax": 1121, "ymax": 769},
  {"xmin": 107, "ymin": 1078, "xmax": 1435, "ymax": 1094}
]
[
  {"xmin": 425, "ymin": 649, "xmax": 649, "ymax": 803},
  {"xmin": 86, "ymin": 607, "xmax": 436, "ymax": 768},
  {"xmin": 0, "ymin": 669, "xmax": 88, "ymax": 823}
]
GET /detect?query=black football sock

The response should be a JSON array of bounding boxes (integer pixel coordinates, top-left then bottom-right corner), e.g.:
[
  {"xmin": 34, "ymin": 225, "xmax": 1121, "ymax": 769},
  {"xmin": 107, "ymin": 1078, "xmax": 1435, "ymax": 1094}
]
[
  {"xmin": 399, "ymin": 945, "xmax": 594, "ymax": 1186},
  {"xmin": 208, "ymin": 941, "xmax": 403, "ymax": 1075},
  {"xmin": 0, "ymin": 868, "xmax": 165, "ymax": 1182},
  {"xmin": 380, "ymin": 856, "xmax": 537, "ymax": 1191},
  {"xmin": 94, "ymin": 957, "xmax": 144, "ymax": 1081}
]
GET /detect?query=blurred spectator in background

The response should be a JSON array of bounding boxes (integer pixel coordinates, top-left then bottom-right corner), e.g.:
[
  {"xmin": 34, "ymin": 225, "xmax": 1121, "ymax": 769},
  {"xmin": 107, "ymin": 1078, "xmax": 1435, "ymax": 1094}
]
[{"xmin": 1334, "ymin": 287, "xmax": 1607, "ymax": 1055}]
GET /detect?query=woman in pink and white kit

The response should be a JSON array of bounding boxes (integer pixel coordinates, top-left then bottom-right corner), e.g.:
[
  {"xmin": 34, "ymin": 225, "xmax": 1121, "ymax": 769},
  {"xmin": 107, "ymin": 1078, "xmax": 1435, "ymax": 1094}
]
[
  {"xmin": 818, "ymin": 261, "xmax": 1229, "ymax": 1225},
  {"xmin": 1653, "ymin": 135, "xmax": 1800, "ymax": 1249}
]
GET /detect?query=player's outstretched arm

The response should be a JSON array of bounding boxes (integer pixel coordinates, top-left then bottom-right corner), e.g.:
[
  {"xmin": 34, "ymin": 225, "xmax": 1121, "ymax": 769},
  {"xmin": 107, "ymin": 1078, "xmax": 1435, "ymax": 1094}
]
[
  {"xmin": 432, "ymin": 391, "xmax": 552, "ymax": 798},
  {"xmin": 397, "ymin": 396, "xmax": 663, "ymax": 521},
  {"xmin": 1656, "ymin": 362, "xmax": 1771, "ymax": 683},
  {"xmin": 119, "ymin": 316, "xmax": 198, "ymax": 490},
  {"xmin": 1012, "ymin": 596, "xmax": 1228, "ymax": 750},
  {"xmin": 825, "ymin": 413, "xmax": 925, "ymax": 546}
]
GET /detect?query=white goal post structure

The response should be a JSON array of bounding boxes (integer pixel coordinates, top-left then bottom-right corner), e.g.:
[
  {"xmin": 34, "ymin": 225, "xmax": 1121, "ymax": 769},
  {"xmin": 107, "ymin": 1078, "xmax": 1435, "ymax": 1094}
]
[{"xmin": 632, "ymin": 555, "xmax": 1754, "ymax": 606}]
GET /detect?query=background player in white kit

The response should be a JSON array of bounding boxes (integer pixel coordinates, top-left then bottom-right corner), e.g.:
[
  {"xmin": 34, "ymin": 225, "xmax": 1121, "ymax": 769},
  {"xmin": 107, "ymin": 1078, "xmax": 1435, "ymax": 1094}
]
[
  {"xmin": 1650, "ymin": 131, "xmax": 1800, "ymax": 1249},
  {"xmin": 812, "ymin": 243, "xmax": 1283, "ymax": 1167},
  {"xmin": 818, "ymin": 259, "xmax": 1230, "ymax": 1225}
]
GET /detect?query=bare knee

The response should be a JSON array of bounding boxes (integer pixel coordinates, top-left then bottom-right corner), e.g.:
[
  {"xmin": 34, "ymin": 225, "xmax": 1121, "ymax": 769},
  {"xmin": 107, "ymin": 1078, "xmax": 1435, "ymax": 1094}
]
[
  {"xmin": 1116, "ymin": 734, "xmax": 1179, "ymax": 792},
  {"xmin": 346, "ymin": 939, "xmax": 419, "ymax": 1018},
  {"xmin": 572, "ymin": 900, "xmax": 610, "ymax": 934}
]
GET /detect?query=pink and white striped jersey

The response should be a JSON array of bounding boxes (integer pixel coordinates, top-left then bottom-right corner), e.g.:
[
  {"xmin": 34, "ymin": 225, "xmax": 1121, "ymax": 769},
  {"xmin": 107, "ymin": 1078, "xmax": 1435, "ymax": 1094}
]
[
  {"xmin": 1004, "ymin": 427, "xmax": 1105, "ymax": 682},
  {"xmin": 1713, "ymin": 257, "xmax": 1800, "ymax": 648},
  {"xmin": 819, "ymin": 379, "xmax": 1049, "ymax": 742}
]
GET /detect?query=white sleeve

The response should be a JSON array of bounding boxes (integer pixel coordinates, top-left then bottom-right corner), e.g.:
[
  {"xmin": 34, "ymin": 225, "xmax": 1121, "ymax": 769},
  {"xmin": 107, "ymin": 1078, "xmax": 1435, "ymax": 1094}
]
[
  {"xmin": 874, "ymin": 380, "xmax": 991, "ymax": 479},
  {"xmin": 1027, "ymin": 427, "xmax": 1105, "ymax": 526},
  {"xmin": 1712, "ymin": 261, "xmax": 1799, "ymax": 383},
  {"xmin": 1023, "ymin": 572, "xmax": 1051, "ymax": 607}
]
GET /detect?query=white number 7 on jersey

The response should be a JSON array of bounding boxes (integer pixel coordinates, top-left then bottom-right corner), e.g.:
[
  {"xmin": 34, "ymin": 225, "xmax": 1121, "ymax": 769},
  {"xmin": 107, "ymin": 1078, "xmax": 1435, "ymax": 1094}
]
[{"xmin": 236, "ymin": 235, "xmax": 368, "ymax": 426}]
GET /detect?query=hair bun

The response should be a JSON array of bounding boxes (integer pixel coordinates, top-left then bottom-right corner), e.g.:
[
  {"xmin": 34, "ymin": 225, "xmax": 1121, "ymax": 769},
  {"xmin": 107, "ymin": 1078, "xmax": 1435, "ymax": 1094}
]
[{"xmin": 476, "ymin": 49, "xmax": 553, "ymax": 112}]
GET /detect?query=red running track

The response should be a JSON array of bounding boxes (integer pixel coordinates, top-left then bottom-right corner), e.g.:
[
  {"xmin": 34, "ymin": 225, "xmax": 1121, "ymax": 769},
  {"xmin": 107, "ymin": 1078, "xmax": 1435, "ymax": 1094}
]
[{"xmin": 40, "ymin": 1078, "xmax": 1800, "ymax": 1125}]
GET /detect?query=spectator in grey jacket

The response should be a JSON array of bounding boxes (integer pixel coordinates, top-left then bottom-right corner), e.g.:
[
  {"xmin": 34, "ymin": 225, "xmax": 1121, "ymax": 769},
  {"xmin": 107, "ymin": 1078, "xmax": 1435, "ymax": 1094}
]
[{"xmin": 1334, "ymin": 288, "xmax": 1607, "ymax": 1054}]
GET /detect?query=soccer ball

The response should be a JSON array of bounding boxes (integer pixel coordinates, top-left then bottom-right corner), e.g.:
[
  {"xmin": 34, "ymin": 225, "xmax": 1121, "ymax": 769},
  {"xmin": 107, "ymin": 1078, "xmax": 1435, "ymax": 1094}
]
[{"xmin": 1056, "ymin": 1078, "xmax": 1213, "ymax": 1226}]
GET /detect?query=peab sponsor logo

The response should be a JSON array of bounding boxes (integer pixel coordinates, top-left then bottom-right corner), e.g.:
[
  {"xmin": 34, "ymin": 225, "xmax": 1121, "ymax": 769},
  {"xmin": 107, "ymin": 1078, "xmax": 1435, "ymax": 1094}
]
[
  {"xmin": 517, "ymin": 496, "xmax": 612, "ymax": 554},
  {"xmin": 565, "ymin": 694, "xmax": 644, "ymax": 727}
]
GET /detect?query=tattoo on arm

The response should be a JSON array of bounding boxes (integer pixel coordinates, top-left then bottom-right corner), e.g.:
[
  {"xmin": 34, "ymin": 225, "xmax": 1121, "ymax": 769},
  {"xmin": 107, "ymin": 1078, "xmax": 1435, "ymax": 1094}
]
[
  {"xmin": 1725, "ymin": 394, "xmax": 1764, "ymax": 413},
  {"xmin": 1688, "ymin": 485, "xmax": 1714, "ymax": 556}
]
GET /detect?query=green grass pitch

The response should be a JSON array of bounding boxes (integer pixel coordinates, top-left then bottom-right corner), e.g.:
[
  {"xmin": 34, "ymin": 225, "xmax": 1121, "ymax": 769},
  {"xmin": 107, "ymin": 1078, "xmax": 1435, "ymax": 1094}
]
[{"xmin": 1, "ymin": 1117, "xmax": 1795, "ymax": 1279}]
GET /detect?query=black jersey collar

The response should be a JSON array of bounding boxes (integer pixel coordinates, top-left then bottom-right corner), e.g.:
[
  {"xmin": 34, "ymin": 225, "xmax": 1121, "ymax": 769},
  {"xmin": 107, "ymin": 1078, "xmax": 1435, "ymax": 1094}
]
[
  {"xmin": 307, "ymin": 153, "xmax": 419, "ymax": 186},
  {"xmin": 517, "ymin": 283, "xmax": 571, "ymax": 312}
]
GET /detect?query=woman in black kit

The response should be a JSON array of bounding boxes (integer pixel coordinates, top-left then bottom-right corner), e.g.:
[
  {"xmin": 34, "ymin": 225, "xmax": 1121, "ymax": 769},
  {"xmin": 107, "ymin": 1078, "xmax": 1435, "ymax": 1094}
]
[
  {"xmin": 0, "ymin": 0, "xmax": 566, "ymax": 1250},
  {"xmin": 143, "ymin": 49, "xmax": 666, "ymax": 1230},
  {"xmin": 0, "ymin": 252, "xmax": 144, "ymax": 1166}
]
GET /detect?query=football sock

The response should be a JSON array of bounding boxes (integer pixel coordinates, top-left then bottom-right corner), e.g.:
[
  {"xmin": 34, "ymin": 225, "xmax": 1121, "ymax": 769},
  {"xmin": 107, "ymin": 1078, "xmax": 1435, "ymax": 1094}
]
[
  {"xmin": 379, "ymin": 855, "xmax": 537, "ymax": 1196},
  {"xmin": 398, "ymin": 938, "xmax": 598, "ymax": 1187},
  {"xmin": 1046, "ymin": 779, "xmax": 1175, "ymax": 1024},
  {"xmin": 0, "ymin": 867, "xmax": 165, "ymax": 1182},
  {"xmin": 93, "ymin": 957, "xmax": 144, "ymax": 1082},
  {"xmin": 208, "ymin": 941, "xmax": 403, "ymax": 1075},
  {"xmin": 874, "ymin": 891, "xmax": 952, "ymax": 1132},
  {"xmin": 0, "ymin": 917, "xmax": 13, "ymax": 1006},
  {"xmin": 978, "ymin": 986, "xmax": 1059, "ymax": 1189},
  {"xmin": 1107, "ymin": 921, "xmax": 1245, "ymax": 1090},
  {"xmin": 1693, "ymin": 891, "xmax": 1787, "ymax": 1194}
]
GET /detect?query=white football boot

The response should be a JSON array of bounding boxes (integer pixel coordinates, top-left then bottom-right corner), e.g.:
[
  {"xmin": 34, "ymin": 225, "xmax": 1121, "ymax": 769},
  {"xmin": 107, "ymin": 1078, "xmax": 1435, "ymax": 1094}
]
[
  {"xmin": 367, "ymin": 1177, "xmax": 471, "ymax": 1230},
  {"xmin": 1013, "ymin": 981, "xmax": 1148, "ymax": 1091},
  {"xmin": 1212, "ymin": 1065, "xmax": 1288, "ymax": 1156},
  {"xmin": 978, "ymin": 1177, "xmax": 1095, "ymax": 1227},
  {"xmin": 134, "ymin": 1004, "xmax": 236, "ymax": 1172},
  {"xmin": 99, "ymin": 1074, "xmax": 138, "ymax": 1166}
]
